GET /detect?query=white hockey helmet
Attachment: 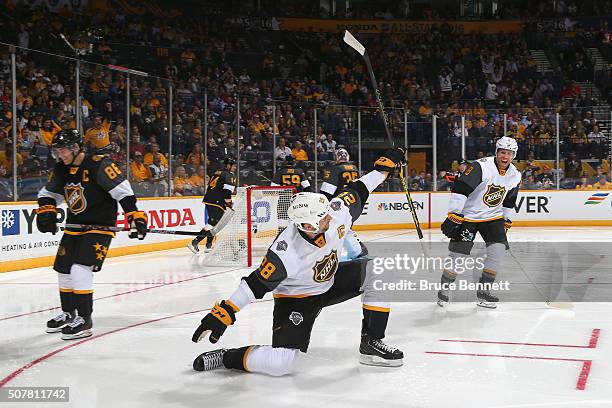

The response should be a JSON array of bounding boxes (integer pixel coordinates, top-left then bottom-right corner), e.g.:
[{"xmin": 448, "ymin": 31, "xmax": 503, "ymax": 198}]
[
  {"xmin": 336, "ymin": 148, "xmax": 349, "ymax": 162},
  {"xmin": 287, "ymin": 192, "xmax": 330, "ymax": 233},
  {"xmin": 495, "ymin": 136, "xmax": 518, "ymax": 158}
]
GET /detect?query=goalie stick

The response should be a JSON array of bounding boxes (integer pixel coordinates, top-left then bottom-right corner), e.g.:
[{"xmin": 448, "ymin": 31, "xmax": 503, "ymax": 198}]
[{"xmin": 343, "ymin": 30, "xmax": 424, "ymax": 239}]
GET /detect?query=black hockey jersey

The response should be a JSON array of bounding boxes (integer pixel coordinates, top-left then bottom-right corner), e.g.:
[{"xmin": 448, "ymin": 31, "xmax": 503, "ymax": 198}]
[
  {"xmin": 271, "ymin": 167, "xmax": 312, "ymax": 192},
  {"xmin": 320, "ymin": 162, "xmax": 359, "ymax": 199},
  {"xmin": 38, "ymin": 155, "xmax": 138, "ymax": 229},
  {"xmin": 204, "ymin": 170, "xmax": 236, "ymax": 208}
]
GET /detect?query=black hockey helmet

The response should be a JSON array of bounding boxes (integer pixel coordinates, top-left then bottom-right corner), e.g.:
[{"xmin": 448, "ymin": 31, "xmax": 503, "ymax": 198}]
[
  {"xmin": 223, "ymin": 157, "xmax": 236, "ymax": 167},
  {"xmin": 285, "ymin": 155, "xmax": 295, "ymax": 166},
  {"xmin": 52, "ymin": 129, "xmax": 82, "ymax": 149}
]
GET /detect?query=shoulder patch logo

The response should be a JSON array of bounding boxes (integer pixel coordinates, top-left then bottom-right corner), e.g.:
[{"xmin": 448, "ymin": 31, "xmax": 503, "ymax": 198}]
[
  {"xmin": 276, "ymin": 240, "xmax": 288, "ymax": 251},
  {"xmin": 479, "ymin": 158, "xmax": 487, "ymax": 162},
  {"xmin": 482, "ymin": 184, "xmax": 506, "ymax": 207},
  {"xmin": 312, "ymin": 249, "xmax": 339, "ymax": 283},
  {"xmin": 64, "ymin": 182, "xmax": 88, "ymax": 214},
  {"xmin": 289, "ymin": 311, "xmax": 303, "ymax": 326},
  {"xmin": 330, "ymin": 201, "xmax": 341, "ymax": 211}
]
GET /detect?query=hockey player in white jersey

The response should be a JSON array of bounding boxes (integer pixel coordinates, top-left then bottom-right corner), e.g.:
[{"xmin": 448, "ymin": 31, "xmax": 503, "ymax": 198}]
[
  {"xmin": 191, "ymin": 148, "xmax": 406, "ymax": 375},
  {"xmin": 438, "ymin": 137, "xmax": 521, "ymax": 309}
]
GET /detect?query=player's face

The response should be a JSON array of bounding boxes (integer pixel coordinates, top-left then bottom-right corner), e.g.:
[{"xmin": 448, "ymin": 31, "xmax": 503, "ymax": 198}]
[
  {"xmin": 496, "ymin": 149, "xmax": 514, "ymax": 168},
  {"xmin": 302, "ymin": 214, "xmax": 332, "ymax": 235},
  {"xmin": 54, "ymin": 147, "xmax": 75, "ymax": 165}
]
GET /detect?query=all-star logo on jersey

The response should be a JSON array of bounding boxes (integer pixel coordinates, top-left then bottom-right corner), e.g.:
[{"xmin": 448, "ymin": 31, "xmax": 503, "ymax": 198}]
[
  {"xmin": 65, "ymin": 183, "xmax": 88, "ymax": 214},
  {"xmin": 482, "ymin": 184, "xmax": 506, "ymax": 207},
  {"xmin": 313, "ymin": 250, "xmax": 339, "ymax": 283}
]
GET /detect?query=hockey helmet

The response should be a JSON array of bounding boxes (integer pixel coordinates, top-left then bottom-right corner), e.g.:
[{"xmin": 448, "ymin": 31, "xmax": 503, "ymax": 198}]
[
  {"xmin": 223, "ymin": 158, "xmax": 236, "ymax": 167},
  {"xmin": 336, "ymin": 148, "xmax": 349, "ymax": 162},
  {"xmin": 52, "ymin": 129, "xmax": 82, "ymax": 149},
  {"xmin": 495, "ymin": 136, "xmax": 518, "ymax": 158},
  {"xmin": 285, "ymin": 155, "xmax": 296, "ymax": 166},
  {"xmin": 287, "ymin": 192, "xmax": 330, "ymax": 233}
]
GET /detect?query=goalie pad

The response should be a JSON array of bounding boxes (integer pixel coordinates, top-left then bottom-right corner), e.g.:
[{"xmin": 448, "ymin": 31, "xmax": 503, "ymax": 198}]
[{"xmin": 209, "ymin": 207, "xmax": 235, "ymax": 236}]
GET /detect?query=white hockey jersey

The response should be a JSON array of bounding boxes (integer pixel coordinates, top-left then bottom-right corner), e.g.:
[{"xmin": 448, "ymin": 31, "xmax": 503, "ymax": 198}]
[
  {"xmin": 448, "ymin": 156, "xmax": 521, "ymax": 222},
  {"xmin": 228, "ymin": 170, "xmax": 387, "ymax": 307}
]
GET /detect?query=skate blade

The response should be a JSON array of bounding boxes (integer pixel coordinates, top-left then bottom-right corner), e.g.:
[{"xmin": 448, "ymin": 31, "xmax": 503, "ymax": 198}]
[
  {"xmin": 437, "ymin": 300, "xmax": 448, "ymax": 308},
  {"xmin": 359, "ymin": 354, "xmax": 403, "ymax": 367},
  {"xmin": 46, "ymin": 326, "xmax": 66, "ymax": 333},
  {"xmin": 61, "ymin": 329, "xmax": 93, "ymax": 340},
  {"xmin": 187, "ymin": 243, "xmax": 199, "ymax": 254},
  {"xmin": 476, "ymin": 300, "xmax": 497, "ymax": 309}
]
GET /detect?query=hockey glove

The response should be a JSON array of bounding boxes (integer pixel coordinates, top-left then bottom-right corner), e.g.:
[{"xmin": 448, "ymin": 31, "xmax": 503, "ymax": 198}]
[
  {"xmin": 225, "ymin": 200, "xmax": 233, "ymax": 209},
  {"xmin": 441, "ymin": 212, "xmax": 465, "ymax": 239},
  {"xmin": 373, "ymin": 147, "xmax": 407, "ymax": 174},
  {"xmin": 192, "ymin": 300, "xmax": 238, "ymax": 344},
  {"xmin": 127, "ymin": 211, "xmax": 148, "ymax": 240},
  {"xmin": 36, "ymin": 204, "xmax": 58, "ymax": 234},
  {"xmin": 504, "ymin": 219, "xmax": 512, "ymax": 233}
]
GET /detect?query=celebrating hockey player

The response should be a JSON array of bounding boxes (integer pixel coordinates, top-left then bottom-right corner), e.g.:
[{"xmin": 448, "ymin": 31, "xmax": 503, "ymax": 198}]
[
  {"xmin": 320, "ymin": 148, "xmax": 359, "ymax": 199},
  {"xmin": 188, "ymin": 158, "xmax": 237, "ymax": 253},
  {"xmin": 320, "ymin": 148, "xmax": 364, "ymax": 261},
  {"xmin": 437, "ymin": 136, "xmax": 521, "ymax": 308},
  {"xmin": 36, "ymin": 129, "xmax": 148, "ymax": 340},
  {"xmin": 270, "ymin": 156, "xmax": 312, "ymax": 192},
  {"xmin": 191, "ymin": 148, "xmax": 406, "ymax": 375}
]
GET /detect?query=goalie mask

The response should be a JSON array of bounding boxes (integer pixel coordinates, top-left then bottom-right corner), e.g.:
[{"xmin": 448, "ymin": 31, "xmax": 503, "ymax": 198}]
[
  {"xmin": 336, "ymin": 148, "xmax": 349, "ymax": 162},
  {"xmin": 287, "ymin": 192, "xmax": 330, "ymax": 233}
]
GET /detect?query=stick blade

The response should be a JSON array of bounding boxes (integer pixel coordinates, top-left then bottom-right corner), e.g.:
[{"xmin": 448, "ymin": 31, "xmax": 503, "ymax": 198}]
[{"xmin": 343, "ymin": 30, "xmax": 365, "ymax": 56}]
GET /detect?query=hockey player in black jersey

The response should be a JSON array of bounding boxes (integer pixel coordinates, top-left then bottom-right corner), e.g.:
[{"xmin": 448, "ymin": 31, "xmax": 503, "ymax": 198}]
[
  {"xmin": 320, "ymin": 148, "xmax": 359, "ymax": 200},
  {"xmin": 188, "ymin": 158, "xmax": 237, "ymax": 253},
  {"xmin": 270, "ymin": 156, "xmax": 312, "ymax": 192},
  {"xmin": 36, "ymin": 129, "xmax": 148, "ymax": 340},
  {"xmin": 320, "ymin": 148, "xmax": 364, "ymax": 261}
]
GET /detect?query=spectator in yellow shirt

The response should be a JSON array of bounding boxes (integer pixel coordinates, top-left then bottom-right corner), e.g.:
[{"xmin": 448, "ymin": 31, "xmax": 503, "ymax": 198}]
[
  {"xmin": 189, "ymin": 165, "xmax": 207, "ymax": 195},
  {"xmin": 0, "ymin": 142, "xmax": 23, "ymax": 177},
  {"xmin": 173, "ymin": 166, "xmax": 193, "ymax": 196},
  {"xmin": 589, "ymin": 175, "xmax": 612, "ymax": 190},
  {"xmin": 291, "ymin": 140, "xmax": 309, "ymax": 161},
  {"xmin": 39, "ymin": 119, "xmax": 62, "ymax": 146},
  {"xmin": 84, "ymin": 115, "xmax": 111, "ymax": 150},
  {"xmin": 143, "ymin": 143, "xmax": 168, "ymax": 167},
  {"xmin": 130, "ymin": 151, "xmax": 151, "ymax": 182}
]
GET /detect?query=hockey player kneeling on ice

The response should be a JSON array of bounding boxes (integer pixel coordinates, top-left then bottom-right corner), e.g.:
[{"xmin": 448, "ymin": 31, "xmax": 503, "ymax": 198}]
[
  {"xmin": 37, "ymin": 129, "xmax": 147, "ymax": 340},
  {"xmin": 191, "ymin": 148, "xmax": 406, "ymax": 375},
  {"xmin": 188, "ymin": 158, "xmax": 237, "ymax": 254},
  {"xmin": 438, "ymin": 136, "xmax": 521, "ymax": 309}
]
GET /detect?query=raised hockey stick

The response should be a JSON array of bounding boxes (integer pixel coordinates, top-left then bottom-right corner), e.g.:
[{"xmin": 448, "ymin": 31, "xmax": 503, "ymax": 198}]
[
  {"xmin": 62, "ymin": 223, "xmax": 202, "ymax": 236},
  {"xmin": 343, "ymin": 30, "xmax": 424, "ymax": 239}
]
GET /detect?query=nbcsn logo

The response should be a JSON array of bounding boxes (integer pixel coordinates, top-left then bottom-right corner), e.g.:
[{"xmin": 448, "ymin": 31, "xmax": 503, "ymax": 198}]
[{"xmin": 584, "ymin": 192, "xmax": 609, "ymax": 205}]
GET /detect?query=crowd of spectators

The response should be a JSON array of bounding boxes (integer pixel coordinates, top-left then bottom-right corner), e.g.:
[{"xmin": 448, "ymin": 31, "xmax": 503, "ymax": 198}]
[{"xmin": 0, "ymin": 3, "xmax": 610, "ymax": 200}]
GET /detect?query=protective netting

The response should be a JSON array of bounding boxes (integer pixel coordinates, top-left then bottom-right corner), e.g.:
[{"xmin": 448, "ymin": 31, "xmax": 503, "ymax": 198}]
[{"xmin": 201, "ymin": 186, "xmax": 294, "ymax": 266}]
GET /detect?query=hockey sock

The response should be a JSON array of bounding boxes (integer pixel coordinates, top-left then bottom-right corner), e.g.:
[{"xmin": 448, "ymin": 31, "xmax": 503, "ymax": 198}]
[
  {"xmin": 442, "ymin": 269, "xmax": 457, "ymax": 284},
  {"xmin": 480, "ymin": 268, "xmax": 496, "ymax": 285},
  {"xmin": 73, "ymin": 292, "xmax": 93, "ymax": 319},
  {"xmin": 362, "ymin": 305, "xmax": 390, "ymax": 339},
  {"xmin": 222, "ymin": 346, "xmax": 253, "ymax": 372},
  {"xmin": 71, "ymin": 264, "xmax": 94, "ymax": 319},
  {"xmin": 58, "ymin": 273, "xmax": 74, "ymax": 313}
]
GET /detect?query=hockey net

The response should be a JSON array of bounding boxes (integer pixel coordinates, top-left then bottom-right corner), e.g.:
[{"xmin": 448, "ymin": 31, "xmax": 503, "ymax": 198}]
[{"xmin": 201, "ymin": 186, "xmax": 295, "ymax": 267}]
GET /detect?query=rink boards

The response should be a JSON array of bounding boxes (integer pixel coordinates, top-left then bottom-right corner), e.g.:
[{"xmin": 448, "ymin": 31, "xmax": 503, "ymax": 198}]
[{"xmin": 1, "ymin": 190, "xmax": 611, "ymax": 272}]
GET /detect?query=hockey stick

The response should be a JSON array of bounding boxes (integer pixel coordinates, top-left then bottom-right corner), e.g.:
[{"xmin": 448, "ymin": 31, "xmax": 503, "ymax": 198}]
[
  {"xmin": 508, "ymin": 250, "xmax": 573, "ymax": 310},
  {"xmin": 62, "ymin": 223, "xmax": 202, "ymax": 236},
  {"xmin": 343, "ymin": 30, "xmax": 424, "ymax": 239}
]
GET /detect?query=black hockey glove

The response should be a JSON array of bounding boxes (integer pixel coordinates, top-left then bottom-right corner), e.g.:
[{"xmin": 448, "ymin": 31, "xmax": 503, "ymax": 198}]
[
  {"xmin": 35, "ymin": 204, "xmax": 58, "ymax": 234},
  {"xmin": 441, "ymin": 212, "xmax": 465, "ymax": 240},
  {"xmin": 373, "ymin": 147, "xmax": 407, "ymax": 174},
  {"xmin": 127, "ymin": 211, "xmax": 148, "ymax": 240},
  {"xmin": 192, "ymin": 300, "xmax": 238, "ymax": 344}
]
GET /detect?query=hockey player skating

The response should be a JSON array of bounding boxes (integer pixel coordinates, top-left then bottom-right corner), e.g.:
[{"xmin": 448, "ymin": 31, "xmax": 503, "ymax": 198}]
[
  {"xmin": 438, "ymin": 136, "xmax": 521, "ymax": 309},
  {"xmin": 188, "ymin": 158, "xmax": 237, "ymax": 253},
  {"xmin": 36, "ymin": 129, "xmax": 148, "ymax": 340},
  {"xmin": 320, "ymin": 148, "xmax": 364, "ymax": 260},
  {"xmin": 270, "ymin": 156, "xmax": 312, "ymax": 192},
  {"xmin": 191, "ymin": 148, "xmax": 406, "ymax": 375}
]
